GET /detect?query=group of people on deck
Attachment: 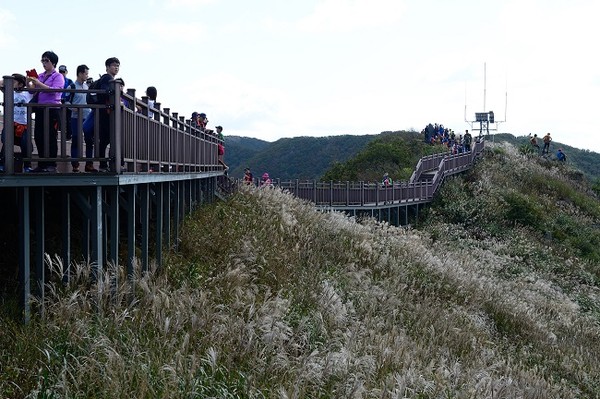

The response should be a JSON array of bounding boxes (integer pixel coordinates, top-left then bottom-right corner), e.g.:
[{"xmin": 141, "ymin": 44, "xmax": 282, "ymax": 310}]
[
  {"xmin": 0, "ymin": 50, "xmax": 229, "ymax": 174},
  {"xmin": 422, "ymin": 123, "xmax": 474, "ymax": 154}
]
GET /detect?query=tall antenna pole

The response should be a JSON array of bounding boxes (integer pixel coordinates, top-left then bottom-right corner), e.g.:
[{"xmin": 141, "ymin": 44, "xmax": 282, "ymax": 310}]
[
  {"xmin": 504, "ymin": 73, "xmax": 508, "ymax": 122},
  {"xmin": 483, "ymin": 62, "xmax": 487, "ymax": 111},
  {"xmin": 464, "ymin": 81, "xmax": 467, "ymax": 122}
]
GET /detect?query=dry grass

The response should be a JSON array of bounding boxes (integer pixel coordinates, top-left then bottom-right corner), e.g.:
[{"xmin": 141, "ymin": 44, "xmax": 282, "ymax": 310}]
[{"xmin": 1, "ymin": 148, "xmax": 600, "ymax": 398}]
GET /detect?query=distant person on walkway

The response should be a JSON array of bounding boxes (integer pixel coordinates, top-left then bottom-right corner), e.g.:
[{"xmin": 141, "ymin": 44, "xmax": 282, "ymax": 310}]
[
  {"xmin": 556, "ymin": 148, "xmax": 566, "ymax": 162},
  {"xmin": 198, "ymin": 113, "xmax": 215, "ymax": 134},
  {"xmin": 0, "ymin": 74, "xmax": 33, "ymax": 172},
  {"xmin": 27, "ymin": 50, "xmax": 65, "ymax": 172},
  {"xmin": 198, "ymin": 113, "xmax": 208, "ymax": 131},
  {"xmin": 463, "ymin": 129, "xmax": 472, "ymax": 152},
  {"xmin": 260, "ymin": 172, "xmax": 272, "ymax": 187},
  {"xmin": 191, "ymin": 111, "xmax": 199, "ymax": 129},
  {"xmin": 382, "ymin": 172, "xmax": 392, "ymax": 187},
  {"xmin": 68, "ymin": 64, "xmax": 91, "ymax": 173},
  {"xmin": 243, "ymin": 167, "xmax": 253, "ymax": 185},
  {"xmin": 530, "ymin": 134, "xmax": 540, "ymax": 154},
  {"xmin": 215, "ymin": 125, "xmax": 228, "ymax": 171},
  {"xmin": 542, "ymin": 132, "xmax": 552, "ymax": 155},
  {"xmin": 382, "ymin": 172, "xmax": 393, "ymax": 204},
  {"xmin": 146, "ymin": 86, "xmax": 157, "ymax": 118}
]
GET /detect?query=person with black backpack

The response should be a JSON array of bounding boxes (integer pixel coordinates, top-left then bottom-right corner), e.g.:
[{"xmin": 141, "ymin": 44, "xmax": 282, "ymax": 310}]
[
  {"xmin": 463, "ymin": 129, "xmax": 472, "ymax": 152},
  {"xmin": 85, "ymin": 57, "xmax": 120, "ymax": 173}
]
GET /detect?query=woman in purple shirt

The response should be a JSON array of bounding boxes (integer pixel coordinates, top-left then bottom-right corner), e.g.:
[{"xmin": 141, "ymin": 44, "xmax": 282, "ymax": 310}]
[{"xmin": 27, "ymin": 50, "xmax": 64, "ymax": 172}]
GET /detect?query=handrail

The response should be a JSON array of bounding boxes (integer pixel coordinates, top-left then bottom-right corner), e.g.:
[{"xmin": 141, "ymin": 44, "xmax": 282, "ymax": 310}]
[{"xmin": 1, "ymin": 75, "xmax": 224, "ymax": 175}]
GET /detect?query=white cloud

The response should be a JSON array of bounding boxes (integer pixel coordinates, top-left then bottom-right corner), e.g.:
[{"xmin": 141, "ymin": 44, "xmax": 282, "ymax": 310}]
[
  {"xmin": 297, "ymin": 0, "xmax": 406, "ymax": 33},
  {"xmin": 119, "ymin": 20, "xmax": 208, "ymax": 50},
  {"xmin": 0, "ymin": 8, "xmax": 16, "ymax": 49},
  {"xmin": 165, "ymin": 0, "xmax": 216, "ymax": 8}
]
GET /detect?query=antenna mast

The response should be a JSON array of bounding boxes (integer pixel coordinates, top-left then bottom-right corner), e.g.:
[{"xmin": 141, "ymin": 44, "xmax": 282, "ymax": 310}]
[
  {"xmin": 465, "ymin": 63, "xmax": 508, "ymax": 136},
  {"xmin": 483, "ymin": 62, "xmax": 486, "ymax": 111}
]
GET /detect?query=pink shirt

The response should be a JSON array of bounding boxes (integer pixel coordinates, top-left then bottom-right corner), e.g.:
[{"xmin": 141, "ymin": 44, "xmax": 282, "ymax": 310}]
[{"xmin": 37, "ymin": 70, "xmax": 64, "ymax": 104}]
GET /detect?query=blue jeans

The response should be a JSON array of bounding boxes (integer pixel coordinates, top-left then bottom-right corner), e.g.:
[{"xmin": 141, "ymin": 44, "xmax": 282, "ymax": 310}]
[{"xmin": 71, "ymin": 117, "xmax": 95, "ymax": 166}]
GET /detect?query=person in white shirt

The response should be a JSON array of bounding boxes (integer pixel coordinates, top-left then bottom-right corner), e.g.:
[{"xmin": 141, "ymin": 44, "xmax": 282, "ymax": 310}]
[
  {"xmin": 0, "ymin": 73, "xmax": 33, "ymax": 172},
  {"xmin": 68, "ymin": 64, "xmax": 91, "ymax": 173},
  {"xmin": 146, "ymin": 86, "xmax": 157, "ymax": 119}
]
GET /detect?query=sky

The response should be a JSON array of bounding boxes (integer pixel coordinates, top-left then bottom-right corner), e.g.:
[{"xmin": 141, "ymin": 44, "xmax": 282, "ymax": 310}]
[{"xmin": 1, "ymin": 0, "xmax": 599, "ymax": 152}]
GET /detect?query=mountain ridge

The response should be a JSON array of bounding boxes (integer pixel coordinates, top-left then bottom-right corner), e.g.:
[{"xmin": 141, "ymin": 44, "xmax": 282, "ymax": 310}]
[{"xmin": 225, "ymin": 131, "xmax": 600, "ymax": 182}]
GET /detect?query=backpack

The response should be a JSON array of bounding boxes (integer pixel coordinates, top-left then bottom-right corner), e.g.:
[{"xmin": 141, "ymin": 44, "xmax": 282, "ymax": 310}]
[
  {"xmin": 86, "ymin": 78, "xmax": 104, "ymax": 105},
  {"xmin": 61, "ymin": 78, "xmax": 74, "ymax": 102},
  {"xmin": 67, "ymin": 82, "xmax": 76, "ymax": 104}
]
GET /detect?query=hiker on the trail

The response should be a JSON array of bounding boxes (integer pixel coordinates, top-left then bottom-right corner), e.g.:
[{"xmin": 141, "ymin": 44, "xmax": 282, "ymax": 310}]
[
  {"xmin": 530, "ymin": 134, "xmax": 540, "ymax": 154},
  {"xmin": 243, "ymin": 167, "xmax": 253, "ymax": 185},
  {"xmin": 260, "ymin": 172, "xmax": 272, "ymax": 187},
  {"xmin": 542, "ymin": 132, "xmax": 552, "ymax": 155},
  {"xmin": 215, "ymin": 125, "xmax": 228, "ymax": 172},
  {"xmin": 556, "ymin": 148, "xmax": 566, "ymax": 162},
  {"xmin": 463, "ymin": 130, "xmax": 472, "ymax": 152},
  {"xmin": 382, "ymin": 172, "xmax": 392, "ymax": 187},
  {"xmin": 382, "ymin": 172, "xmax": 393, "ymax": 204}
]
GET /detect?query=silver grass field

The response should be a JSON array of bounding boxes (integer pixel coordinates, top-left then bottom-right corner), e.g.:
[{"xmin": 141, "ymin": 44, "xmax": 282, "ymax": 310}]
[{"xmin": 1, "ymin": 142, "xmax": 600, "ymax": 398}]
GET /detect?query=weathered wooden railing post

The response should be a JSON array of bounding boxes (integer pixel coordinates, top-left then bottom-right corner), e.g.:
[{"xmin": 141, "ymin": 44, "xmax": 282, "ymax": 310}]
[
  {"xmin": 162, "ymin": 108, "xmax": 170, "ymax": 169},
  {"xmin": 360, "ymin": 181, "xmax": 365, "ymax": 206},
  {"xmin": 110, "ymin": 79, "xmax": 121, "ymax": 173},
  {"xmin": 313, "ymin": 180, "xmax": 317, "ymax": 204},
  {"xmin": 346, "ymin": 181, "xmax": 350, "ymax": 206},
  {"xmin": 329, "ymin": 181, "xmax": 334, "ymax": 206},
  {"xmin": 2, "ymin": 76, "xmax": 15, "ymax": 174},
  {"xmin": 179, "ymin": 115, "xmax": 186, "ymax": 169},
  {"xmin": 127, "ymin": 88, "xmax": 138, "ymax": 169}
]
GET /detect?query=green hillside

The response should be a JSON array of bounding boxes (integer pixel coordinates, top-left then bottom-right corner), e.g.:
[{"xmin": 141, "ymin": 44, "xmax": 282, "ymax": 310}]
[
  {"xmin": 2, "ymin": 141, "xmax": 600, "ymax": 397},
  {"xmin": 225, "ymin": 132, "xmax": 600, "ymax": 183},
  {"xmin": 226, "ymin": 134, "xmax": 377, "ymax": 180},
  {"xmin": 321, "ymin": 130, "xmax": 448, "ymax": 182},
  {"xmin": 223, "ymin": 135, "xmax": 271, "ymax": 172},
  {"xmin": 491, "ymin": 133, "xmax": 600, "ymax": 180}
]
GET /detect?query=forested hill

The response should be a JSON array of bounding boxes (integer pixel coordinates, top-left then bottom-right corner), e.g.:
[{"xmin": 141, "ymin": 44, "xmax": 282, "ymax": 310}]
[
  {"xmin": 225, "ymin": 134, "xmax": 377, "ymax": 180},
  {"xmin": 225, "ymin": 131, "xmax": 600, "ymax": 182}
]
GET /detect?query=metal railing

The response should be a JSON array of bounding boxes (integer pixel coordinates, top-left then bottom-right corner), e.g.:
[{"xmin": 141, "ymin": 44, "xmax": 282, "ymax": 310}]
[{"xmin": 1, "ymin": 75, "xmax": 223, "ymax": 174}]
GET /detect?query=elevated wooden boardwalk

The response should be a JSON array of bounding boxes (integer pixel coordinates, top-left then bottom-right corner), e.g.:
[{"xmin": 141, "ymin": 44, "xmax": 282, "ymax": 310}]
[
  {"xmin": 1, "ymin": 76, "xmax": 227, "ymax": 321},
  {"xmin": 274, "ymin": 139, "xmax": 485, "ymax": 225}
]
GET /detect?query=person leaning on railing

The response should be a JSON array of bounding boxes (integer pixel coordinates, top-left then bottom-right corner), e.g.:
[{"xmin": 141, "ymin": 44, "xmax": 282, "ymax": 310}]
[
  {"xmin": 94, "ymin": 57, "xmax": 120, "ymax": 173},
  {"xmin": 0, "ymin": 74, "xmax": 33, "ymax": 172},
  {"xmin": 27, "ymin": 50, "xmax": 65, "ymax": 173},
  {"xmin": 68, "ymin": 64, "xmax": 91, "ymax": 173},
  {"xmin": 215, "ymin": 125, "xmax": 228, "ymax": 172}
]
